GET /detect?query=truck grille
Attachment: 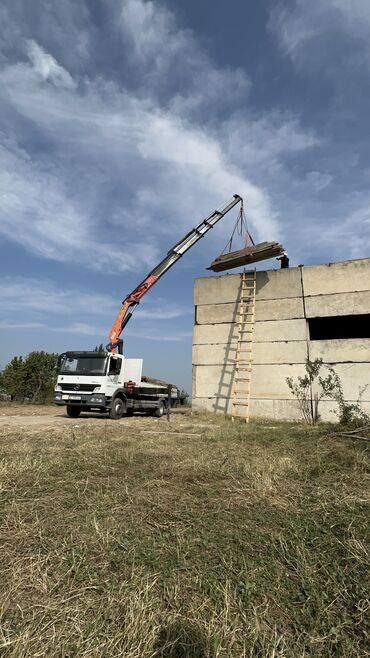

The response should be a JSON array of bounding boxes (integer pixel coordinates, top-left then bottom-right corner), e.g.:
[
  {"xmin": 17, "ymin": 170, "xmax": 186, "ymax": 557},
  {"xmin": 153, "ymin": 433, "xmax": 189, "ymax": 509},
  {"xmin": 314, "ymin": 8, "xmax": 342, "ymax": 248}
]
[{"xmin": 60, "ymin": 384, "xmax": 96, "ymax": 392}]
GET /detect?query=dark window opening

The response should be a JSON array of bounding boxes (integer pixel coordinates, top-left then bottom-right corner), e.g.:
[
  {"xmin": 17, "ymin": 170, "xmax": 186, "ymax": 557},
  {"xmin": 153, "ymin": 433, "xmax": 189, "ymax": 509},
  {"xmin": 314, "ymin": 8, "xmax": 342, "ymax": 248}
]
[
  {"xmin": 308, "ymin": 314, "xmax": 370, "ymax": 340},
  {"xmin": 108, "ymin": 358, "xmax": 122, "ymax": 375}
]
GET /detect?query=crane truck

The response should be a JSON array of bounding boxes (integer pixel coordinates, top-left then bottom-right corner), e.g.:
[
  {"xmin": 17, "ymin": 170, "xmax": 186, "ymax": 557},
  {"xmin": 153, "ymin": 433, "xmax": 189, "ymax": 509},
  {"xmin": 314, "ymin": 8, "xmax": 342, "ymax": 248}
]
[{"xmin": 54, "ymin": 194, "xmax": 243, "ymax": 419}]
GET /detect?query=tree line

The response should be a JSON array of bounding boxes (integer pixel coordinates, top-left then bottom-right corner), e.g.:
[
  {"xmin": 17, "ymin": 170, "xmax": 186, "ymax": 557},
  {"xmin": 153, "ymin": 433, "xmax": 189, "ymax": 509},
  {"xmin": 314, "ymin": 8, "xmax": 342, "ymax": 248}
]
[{"xmin": 0, "ymin": 351, "xmax": 59, "ymax": 403}]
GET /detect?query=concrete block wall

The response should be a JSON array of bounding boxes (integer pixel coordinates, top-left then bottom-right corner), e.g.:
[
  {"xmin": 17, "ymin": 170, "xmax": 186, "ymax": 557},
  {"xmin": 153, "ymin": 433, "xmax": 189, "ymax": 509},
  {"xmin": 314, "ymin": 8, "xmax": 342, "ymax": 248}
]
[{"xmin": 192, "ymin": 258, "xmax": 370, "ymax": 421}]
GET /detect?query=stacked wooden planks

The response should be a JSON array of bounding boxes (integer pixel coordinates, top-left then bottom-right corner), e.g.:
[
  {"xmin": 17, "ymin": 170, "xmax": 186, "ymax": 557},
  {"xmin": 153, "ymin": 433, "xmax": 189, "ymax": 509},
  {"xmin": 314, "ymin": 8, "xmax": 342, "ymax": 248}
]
[{"xmin": 207, "ymin": 241, "xmax": 285, "ymax": 272}]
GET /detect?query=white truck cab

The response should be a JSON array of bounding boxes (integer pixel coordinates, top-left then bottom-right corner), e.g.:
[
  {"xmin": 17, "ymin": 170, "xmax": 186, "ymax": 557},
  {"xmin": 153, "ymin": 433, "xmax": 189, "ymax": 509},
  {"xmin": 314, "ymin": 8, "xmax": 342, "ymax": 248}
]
[{"xmin": 54, "ymin": 351, "xmax": 178, "ymax": 419}]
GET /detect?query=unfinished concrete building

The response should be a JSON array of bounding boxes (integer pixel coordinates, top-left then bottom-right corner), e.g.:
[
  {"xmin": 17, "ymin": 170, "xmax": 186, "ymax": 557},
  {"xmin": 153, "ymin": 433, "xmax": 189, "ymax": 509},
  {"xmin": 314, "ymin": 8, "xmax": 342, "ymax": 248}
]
[{"xmin": 192, "ymin": 257, "xmax": 370, "ymax": 421}]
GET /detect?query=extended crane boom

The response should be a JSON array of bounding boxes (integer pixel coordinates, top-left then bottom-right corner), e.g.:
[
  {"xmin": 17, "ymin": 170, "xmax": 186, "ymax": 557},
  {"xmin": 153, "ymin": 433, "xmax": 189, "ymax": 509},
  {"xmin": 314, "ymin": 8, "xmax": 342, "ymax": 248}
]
[{"xmin": 107, "ymin": 194, "xmax": 243, "ymax": 352}]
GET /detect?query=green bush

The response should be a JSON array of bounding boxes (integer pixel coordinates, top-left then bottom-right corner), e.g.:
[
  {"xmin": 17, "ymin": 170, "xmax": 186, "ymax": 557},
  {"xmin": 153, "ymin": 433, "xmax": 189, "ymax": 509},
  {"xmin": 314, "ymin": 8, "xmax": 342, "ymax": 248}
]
[{"xmin": 286, "ymin": 358, "xmax": 369, "ymax": 425}]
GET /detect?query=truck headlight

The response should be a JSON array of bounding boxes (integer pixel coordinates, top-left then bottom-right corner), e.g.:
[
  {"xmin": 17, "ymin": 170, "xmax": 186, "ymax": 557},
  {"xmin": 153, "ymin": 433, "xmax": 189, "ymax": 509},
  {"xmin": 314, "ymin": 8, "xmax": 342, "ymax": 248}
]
[
  {"xmin": 93, "ymin": 386, "xmax": 101, "ymax": 393},
  {"xmin": 55, "ymin": 385, "xmax": 62, "ymax": 391},
  {"xmin": 90, "ymin": 395, "xmax": 104, "ymax": 403}
]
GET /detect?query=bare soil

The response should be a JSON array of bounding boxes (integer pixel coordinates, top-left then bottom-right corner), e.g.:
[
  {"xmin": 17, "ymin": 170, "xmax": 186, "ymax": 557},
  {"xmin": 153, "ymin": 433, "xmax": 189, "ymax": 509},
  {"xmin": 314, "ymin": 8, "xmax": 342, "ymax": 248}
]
[{"xmin": 0, "ymin": 403, "xmax": 192, "ymax": 430}]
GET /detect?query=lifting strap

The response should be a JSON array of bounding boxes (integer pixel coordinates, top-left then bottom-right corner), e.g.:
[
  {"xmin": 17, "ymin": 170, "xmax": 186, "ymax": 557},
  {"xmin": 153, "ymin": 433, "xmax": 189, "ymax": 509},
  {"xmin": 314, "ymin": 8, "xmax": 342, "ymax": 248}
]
[{"xmin": 219, "ymin": 199, "xmax": 255, "ymax": 256}]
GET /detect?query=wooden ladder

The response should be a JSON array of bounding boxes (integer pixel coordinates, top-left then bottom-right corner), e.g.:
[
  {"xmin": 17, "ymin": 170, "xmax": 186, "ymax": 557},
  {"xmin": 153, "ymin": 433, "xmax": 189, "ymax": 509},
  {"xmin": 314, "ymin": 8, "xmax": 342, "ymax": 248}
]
[{"xmin": 231, "ymin": 269, "xmax": 256, "ymax": 422}]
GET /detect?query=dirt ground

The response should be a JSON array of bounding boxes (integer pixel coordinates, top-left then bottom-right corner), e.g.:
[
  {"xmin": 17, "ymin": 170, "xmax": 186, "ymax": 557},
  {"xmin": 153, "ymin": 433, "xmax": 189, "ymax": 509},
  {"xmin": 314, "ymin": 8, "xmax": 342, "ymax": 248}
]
[{"xmin": 0, "ymin": 402, "xmax": 194, "ymax": 431}]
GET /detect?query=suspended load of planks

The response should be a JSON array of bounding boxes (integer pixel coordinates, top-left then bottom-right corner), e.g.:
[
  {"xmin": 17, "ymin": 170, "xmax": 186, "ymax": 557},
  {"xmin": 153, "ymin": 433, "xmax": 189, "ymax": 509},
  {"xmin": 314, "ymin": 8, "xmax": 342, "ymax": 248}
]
[{"xmin": 207, "ymin": 241, "xmax": 285, "ymax": 272}]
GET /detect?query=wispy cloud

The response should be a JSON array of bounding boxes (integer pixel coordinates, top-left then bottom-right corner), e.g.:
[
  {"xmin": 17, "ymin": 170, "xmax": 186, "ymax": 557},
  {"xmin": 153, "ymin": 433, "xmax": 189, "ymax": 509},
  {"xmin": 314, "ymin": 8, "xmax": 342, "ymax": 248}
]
[
  {"xmin": 0, "ymin": 321, "xmax": 46, "ymax": 330},
  {"xmin": 269, "ymin": 0, "xmax": 370, "ymax": 69},
  {"xmin": 0, "ymin": 278, "xmax": 190, "ymax": 338},
  {"xmin": 125, "ymin": 330, "xmax": 192, "ymax": 342},
  {"xmin": 0, "ymin": 0, "xmax": 367, "ymax": 279},
  {"xmin": 27, "ymin": 40, "xmax": 76, "ymax": 88},
  {"xmin": 0, "ymin": 0, "xmax": 324, "ymax": 276},
  {"xmin": 51, "ymin": 322, "xmax": 191, "ymax": 342}
]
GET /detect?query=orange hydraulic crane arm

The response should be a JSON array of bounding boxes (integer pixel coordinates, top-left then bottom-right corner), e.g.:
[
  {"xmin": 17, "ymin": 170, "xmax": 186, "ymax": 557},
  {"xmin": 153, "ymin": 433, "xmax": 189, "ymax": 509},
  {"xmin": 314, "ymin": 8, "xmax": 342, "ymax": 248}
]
[{"xmin": 107, "ymin": 194, "xmax": 243, "ymax": 352}]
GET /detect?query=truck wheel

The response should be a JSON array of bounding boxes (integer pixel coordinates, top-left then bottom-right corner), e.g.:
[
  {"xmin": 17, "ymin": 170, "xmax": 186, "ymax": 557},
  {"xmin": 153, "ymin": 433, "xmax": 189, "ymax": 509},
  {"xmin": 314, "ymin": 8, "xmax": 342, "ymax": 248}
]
[
  {"xmin": 154, "ymin": 400, "xmax": 166, "ymax": 418},
  {"xmin": 66, "ymin": 405, "xmax": 81, "ymax": 418},
  {"xmin": 109, "ymin": 397, "xmax": 125, "ymax": 420}
]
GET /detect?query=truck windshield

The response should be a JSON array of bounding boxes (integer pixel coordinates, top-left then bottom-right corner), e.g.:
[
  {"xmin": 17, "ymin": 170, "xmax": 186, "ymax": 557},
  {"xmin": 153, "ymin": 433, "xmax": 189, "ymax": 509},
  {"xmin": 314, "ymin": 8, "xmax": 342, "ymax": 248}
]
[{"xmin": 59, "ymin": 355, "xmax": 107, "ymax": 376}]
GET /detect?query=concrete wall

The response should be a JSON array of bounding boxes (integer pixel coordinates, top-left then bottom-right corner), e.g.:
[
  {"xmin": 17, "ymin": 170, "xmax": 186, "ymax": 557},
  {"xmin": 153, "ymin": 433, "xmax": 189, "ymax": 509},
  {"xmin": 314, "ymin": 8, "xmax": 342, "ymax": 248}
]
[{"xmin": 192, "ymin": 258, "xmax": 370, "ymax": 421}]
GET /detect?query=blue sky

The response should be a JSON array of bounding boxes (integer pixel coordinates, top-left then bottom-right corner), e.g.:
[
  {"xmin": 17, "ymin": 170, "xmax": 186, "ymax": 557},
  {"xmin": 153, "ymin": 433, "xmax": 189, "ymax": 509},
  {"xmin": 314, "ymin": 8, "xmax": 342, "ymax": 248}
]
[{"xmin": 0, "ymin": 0, "xmax": 369, "ymax": 392}]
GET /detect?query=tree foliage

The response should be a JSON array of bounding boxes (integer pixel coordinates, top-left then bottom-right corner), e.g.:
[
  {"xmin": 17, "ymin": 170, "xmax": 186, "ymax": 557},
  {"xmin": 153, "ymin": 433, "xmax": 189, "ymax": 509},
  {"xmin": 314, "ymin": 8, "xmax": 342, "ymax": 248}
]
[
  {"xmin": 0, "ymin": 351, "xmax": 58, "ymax": 403},
  {"xmin": 286, "ymin": 359, "xmax": 336, "ymax": 425},
  {"xmin": 286, "ymin": 358, "xmax": 370, "ymax": 425}
]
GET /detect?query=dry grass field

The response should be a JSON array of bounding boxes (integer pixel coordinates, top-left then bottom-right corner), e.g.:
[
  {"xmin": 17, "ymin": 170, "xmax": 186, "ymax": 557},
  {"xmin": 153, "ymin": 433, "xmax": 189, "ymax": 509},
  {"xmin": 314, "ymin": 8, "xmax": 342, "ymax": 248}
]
[{"xmin": 0, "ymin": 405, "xmax": 369, "ymax": 657}]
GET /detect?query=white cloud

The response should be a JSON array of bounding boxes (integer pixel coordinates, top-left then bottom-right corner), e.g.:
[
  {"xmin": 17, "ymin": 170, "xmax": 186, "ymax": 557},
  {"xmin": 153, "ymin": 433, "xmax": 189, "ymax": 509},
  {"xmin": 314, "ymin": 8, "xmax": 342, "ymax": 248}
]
[
  {"xmin": 319, "ymin": 201, "xmax": 370, "ymax": 260},
  {"xmin": 125, "ymin": 329, "xmax": 192, "ymax": 342},
  {"xmin": 0, "ymin": 47, "xmax": 282, "ymax": 246},
  {"xmin": 0, "ymin": 139, "xmax": 159, "ymax": 273},
  {"xmin": 26, "ymin": 40, "xmax": 76, "ymax": 88},
  {"xmin": 270, "ymin": 0, "xmax": 370, "ymax": 65},
  {"xmin": 0, "ymin": 277, "xmax": 190, "ymax": 330},
  {"xmin": 304, "ymin": 171, "xmax": 333, "ymax": 193},
  {"xmin": 2, "ymin": 0, "xmax": 357, "ymax": 278},
  {"xmin": 0, "ymin": 0, "xmax": 324, "ymax": 274},
  {"xmin": 53, "ymin": 322, "xmax": 191, "ymax": 342},
  {"xmin": 120, "ymin": 0, "xmax": 249, "ymax": 113},
  {"xmin": 0, "ymin": 321, "xmax": 46, "ymax": 330}
]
